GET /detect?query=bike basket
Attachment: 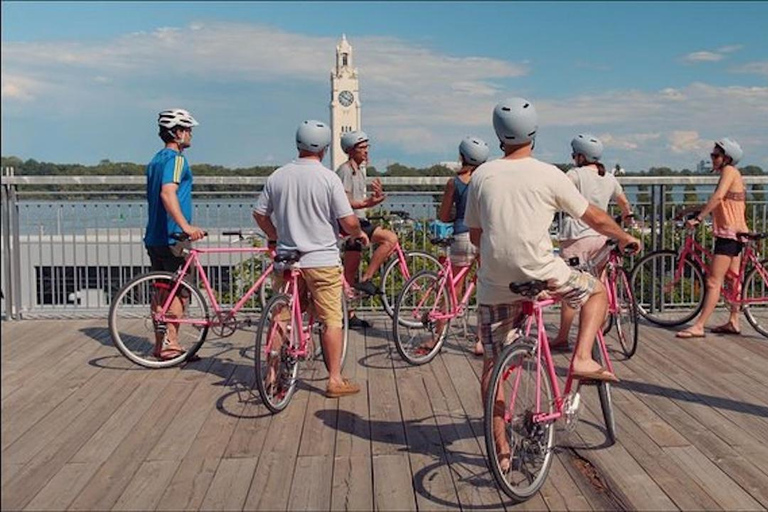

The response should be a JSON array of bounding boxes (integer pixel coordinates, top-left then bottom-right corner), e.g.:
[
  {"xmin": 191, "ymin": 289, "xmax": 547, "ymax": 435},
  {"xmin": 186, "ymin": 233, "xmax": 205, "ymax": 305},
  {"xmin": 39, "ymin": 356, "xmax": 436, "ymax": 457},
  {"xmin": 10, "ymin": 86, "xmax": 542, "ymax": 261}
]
[{"xmin": 429, "ymin": 220, "xmax": 454, "ymax": 239}]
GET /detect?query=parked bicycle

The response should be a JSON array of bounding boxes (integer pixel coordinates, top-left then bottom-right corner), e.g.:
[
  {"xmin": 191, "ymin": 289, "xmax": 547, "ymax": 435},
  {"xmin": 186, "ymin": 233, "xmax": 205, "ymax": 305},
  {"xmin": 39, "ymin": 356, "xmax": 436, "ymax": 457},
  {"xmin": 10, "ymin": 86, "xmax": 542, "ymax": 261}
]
[
  {"xmin": 484, "ymin": 278, "xmax": 619, "ymax": 503},
  {"xmin": 630, "ymin": 210, "xmax": 768, "ymax": 336},
  {"xmin": 392, "ymin": 233, "xmax": 477, "ymax": 364},
  {"xmin": 109, "ymin": 231, "xmax": 274, "ymax": 368},
  {"xmin": 255, "ymin": 250, "xmax": 349, "ymax": 413}
]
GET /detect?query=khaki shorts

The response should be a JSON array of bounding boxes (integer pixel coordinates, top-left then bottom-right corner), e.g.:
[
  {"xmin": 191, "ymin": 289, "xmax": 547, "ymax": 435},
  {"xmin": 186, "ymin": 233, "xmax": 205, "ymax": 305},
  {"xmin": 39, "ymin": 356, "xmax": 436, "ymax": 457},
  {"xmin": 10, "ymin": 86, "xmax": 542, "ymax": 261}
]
[
  {"xmin": 449, "ymin": 232, "xmax": 478, "ymax": 267},
  {"xmin": 478, "ymin": 269, "xmax": 599, "ymax": 357},
  {"xmin": 273, "ymin": 266, "xmax": 344, "ymax": 328}
]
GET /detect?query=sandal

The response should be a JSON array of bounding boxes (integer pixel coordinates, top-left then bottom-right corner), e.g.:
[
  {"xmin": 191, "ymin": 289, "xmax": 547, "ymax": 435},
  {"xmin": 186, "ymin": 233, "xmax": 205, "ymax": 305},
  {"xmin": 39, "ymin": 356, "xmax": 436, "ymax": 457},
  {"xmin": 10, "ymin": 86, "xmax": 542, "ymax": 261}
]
[
  {"xmin": 675, "ymin": 329, "xmax": 706, "ymax": 339},
  {"xmin": 710, "ymin": 323, "xmax": 741, "ymax": 335}
]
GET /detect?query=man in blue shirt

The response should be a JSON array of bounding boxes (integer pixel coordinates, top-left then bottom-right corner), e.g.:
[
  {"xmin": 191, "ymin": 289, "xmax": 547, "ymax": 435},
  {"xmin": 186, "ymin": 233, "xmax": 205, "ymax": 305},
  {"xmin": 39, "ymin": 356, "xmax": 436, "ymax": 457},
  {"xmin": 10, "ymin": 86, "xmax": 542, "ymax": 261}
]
[{"xmin": 144, "ymin": 108, "xmax": 205, "ymax": 360}]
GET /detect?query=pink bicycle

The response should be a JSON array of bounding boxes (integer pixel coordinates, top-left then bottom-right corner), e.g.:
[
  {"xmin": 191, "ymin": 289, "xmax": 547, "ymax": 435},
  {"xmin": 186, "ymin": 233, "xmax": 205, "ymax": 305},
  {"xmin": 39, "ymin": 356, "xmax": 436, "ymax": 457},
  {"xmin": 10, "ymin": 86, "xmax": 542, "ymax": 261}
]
[
  {"xmin": 109, "ymin": 231, "xmax": 275, "ymax": 368},
  {"xmin": 254, "ymin": 250, "xmax": 349, "ymax": 413},
  {"xmin": 485, "ymin": 279, "xmax": 618, "ymax": 503},
  {"xmin": 391, "ymin": 235, "xmax": 477, "ymax": 365},
  {"xmin": 630, "ymin": 210, "xmax": 768, "ymax": 336}
]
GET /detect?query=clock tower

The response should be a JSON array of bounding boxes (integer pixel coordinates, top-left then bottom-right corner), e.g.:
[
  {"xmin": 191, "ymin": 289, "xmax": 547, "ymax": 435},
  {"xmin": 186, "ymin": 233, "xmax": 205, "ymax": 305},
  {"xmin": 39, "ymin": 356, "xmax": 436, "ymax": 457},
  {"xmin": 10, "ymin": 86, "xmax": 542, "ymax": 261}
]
[{"xmin": 330, "ymin": 34, "xmax": 361, "ymax": 171}]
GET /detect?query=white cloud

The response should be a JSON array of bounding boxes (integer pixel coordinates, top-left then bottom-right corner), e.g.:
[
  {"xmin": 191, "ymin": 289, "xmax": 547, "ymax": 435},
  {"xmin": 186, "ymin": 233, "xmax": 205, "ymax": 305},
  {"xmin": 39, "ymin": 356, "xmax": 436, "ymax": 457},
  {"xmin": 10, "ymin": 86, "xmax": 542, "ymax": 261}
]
[
  {"xmin": 731, "ymin": 61, "xmax": 768, "ymax": 77},
  {"xmin": 684, "ymin": 51, "xmax": 723, "ymax": 63},
  {"xmin": 717, "ymin": 45, "xmax": 743, "ymax": 54},
  {"xmin": 0, "ymin": 74, "xmax": 46, "ymax": 101},
  {"xmin": 668, "ymin": 131, "xmax": 707, "ymax": 153},
  {"xmin": 599, "ymin": 133, "xmax": 662, "ymax": 150}
]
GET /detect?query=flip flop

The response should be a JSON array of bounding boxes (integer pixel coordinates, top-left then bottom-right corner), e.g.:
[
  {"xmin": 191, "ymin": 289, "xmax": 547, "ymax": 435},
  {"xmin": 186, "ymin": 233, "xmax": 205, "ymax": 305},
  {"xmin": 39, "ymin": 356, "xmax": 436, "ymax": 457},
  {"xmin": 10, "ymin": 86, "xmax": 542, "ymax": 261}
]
[
  {"xmin": 710, "ymin": 323, "xmax": 741, "ymax": 335},
  {"xmin": 572, "ymin": 366, "xmax": 619, "ymax": 383},
  {"xmin": 548, "ymin": 343, "xmax": 571, "ymax": 353},
  {"xmin": 676, "ymin": 330, "xmax": 706, "ymax": 339}
]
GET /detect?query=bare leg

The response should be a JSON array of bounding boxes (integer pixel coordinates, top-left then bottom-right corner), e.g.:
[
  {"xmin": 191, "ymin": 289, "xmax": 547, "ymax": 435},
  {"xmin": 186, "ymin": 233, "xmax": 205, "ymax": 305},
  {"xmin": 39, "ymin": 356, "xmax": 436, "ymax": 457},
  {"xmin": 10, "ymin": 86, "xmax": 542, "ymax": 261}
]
[
  {"xmin": 553, "ymin": 303, "xmax": 576, "ymax": 346},
  {"xmin": 361, "ymin": 228, "xmax": 397, "ymax": 281},
  {"xmin": 482, "ymin": 356, "xmax": 509, "ymax": 471},
  {"xmin": 571, "ymin": 281, "xmax": 612, "ymax": 375},
  {"xmin": 680, "ymin": 254, "xmax": 733, "ymax": 336},
  {"xmin": 322, "ymin": 326, "xmax": 344, "ymax": 385}
]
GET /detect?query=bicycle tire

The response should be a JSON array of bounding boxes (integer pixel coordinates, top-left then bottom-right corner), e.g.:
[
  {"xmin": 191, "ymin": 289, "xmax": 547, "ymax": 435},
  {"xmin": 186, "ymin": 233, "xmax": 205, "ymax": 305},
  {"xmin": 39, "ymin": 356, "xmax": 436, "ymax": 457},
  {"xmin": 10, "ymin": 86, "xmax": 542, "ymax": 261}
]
[
  {"xmin": 630, "ymin": 250, "xmax": 704, "ymax": 326},
  {"xmin": 592, "ymin": 342, "xmax": 616, "ymax": 445},
  {"xmin": 742, "ymin": 259, "xmax": 768, "ymax": 339},
  {"xmin": 392, "ymin": 270, "xmax": 452, "ymax": 365},
  {"xmin": 614, "ymin": 267, "xmax": 640, "ymax": 358},
  {"xmin": 380, "ymin": 250, "xmax": 441, "ymax": 319},
  {"xmin": 485, "ymin": 340, "xmax": 554, "ymax": 503},
  {"xmin": 255, "ymin": 294, "xmax": 299, "ymax": 413},
  {"xmin": 109, "ymin": 271, "xmax": 209, "ymax": 369}
]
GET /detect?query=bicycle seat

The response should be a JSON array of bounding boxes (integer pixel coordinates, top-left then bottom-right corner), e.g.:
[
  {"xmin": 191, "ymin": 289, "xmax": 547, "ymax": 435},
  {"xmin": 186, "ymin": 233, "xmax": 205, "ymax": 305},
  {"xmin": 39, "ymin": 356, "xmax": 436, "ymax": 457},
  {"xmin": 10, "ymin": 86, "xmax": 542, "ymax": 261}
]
[
  {"xmin": 509, "ymin": 280, "xmax": 549, "ymax": 297},
  {"xmin": 430, "ymin": 236, "xmax": 454, "ymax": 247},
  {"xmin": 275, "ymin": 250, "xmax": 301, "ymax": 265},
  {"xmin": 737, "ymin": 232, "xmax": 768, "ymax": 241}
]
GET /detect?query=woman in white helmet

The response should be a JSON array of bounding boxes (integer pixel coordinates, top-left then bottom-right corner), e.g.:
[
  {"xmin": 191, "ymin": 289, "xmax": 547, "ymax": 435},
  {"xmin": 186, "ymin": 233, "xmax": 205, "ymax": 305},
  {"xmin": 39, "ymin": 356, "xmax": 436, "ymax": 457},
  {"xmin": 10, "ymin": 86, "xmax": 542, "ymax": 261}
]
[
  {"xmin": 552, "ymin": 134, "xmax": 634, "ymax": 351},
  {"xmin": 677, "ymin": 138, "xmax": 748, "ymax": 338},
  {"xmin": 432, "ymin": 136, "xmax": 490, "ymax": 356}
]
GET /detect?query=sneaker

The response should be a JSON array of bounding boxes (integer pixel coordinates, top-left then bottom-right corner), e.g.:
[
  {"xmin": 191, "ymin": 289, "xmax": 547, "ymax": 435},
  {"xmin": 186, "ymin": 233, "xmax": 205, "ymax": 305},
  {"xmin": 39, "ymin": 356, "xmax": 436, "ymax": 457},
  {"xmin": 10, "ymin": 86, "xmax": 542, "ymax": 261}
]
[
  {"xmin": 352, "ymin": 280, "xmax": 381, "ymax": 297},
  {"xmin": 348, "ymin": 315, "xmax": 372, "ymax": 329},
  {"xmin": 326, "ymin": 378, "xmax": 361, "ymax": 398}
]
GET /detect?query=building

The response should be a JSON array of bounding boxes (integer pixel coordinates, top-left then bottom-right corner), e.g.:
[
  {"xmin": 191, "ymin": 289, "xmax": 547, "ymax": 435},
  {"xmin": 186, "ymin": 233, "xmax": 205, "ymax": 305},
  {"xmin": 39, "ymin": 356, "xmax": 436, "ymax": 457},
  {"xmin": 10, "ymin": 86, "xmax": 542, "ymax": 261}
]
[{"xmin": 329, "ymin": 34, "xmax": 362, "ymax": 171}]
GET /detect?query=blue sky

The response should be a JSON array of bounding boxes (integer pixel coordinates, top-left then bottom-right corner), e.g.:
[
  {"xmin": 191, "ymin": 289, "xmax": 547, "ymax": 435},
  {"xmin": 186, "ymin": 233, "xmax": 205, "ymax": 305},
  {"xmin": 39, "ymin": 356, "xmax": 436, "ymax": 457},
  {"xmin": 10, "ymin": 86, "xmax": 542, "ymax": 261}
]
[{"xmin": 2, "ymin": 1, "xmax": 767, "ymax": 171}]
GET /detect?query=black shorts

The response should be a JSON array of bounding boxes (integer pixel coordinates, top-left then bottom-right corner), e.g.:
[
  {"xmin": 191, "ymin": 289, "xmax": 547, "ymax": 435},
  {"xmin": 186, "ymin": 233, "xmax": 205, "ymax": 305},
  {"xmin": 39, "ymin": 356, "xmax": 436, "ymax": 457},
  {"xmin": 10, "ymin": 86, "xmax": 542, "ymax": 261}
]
[
  {"xmin": 714, "ymin": 237, "xmax": 744, "ymax": 257},
  {"xmin": 344, "ymin": 219, "xmax": 379, "ymax": 251},
  {"xmin": 147, "ymin": 244, "xmax": 187, "ymax": 272}
]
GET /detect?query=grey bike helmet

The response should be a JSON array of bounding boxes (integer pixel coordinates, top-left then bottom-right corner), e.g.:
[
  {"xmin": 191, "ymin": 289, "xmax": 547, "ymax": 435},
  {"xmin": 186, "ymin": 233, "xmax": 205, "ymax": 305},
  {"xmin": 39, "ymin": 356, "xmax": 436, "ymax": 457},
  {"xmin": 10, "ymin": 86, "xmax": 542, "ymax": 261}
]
[
  {"xmin": 341, "ymin": 130, "xmax": 369, "ymax": 153},
  {"xmin": 158, "ymin": 109, "xmax": 199, "ymax": 129},
  {"xmin": 715, "ymin": 137, "xmax": 743, "ymax": 165},
  {"xmin": 571, "ymin": 134, "xmax": 604, "ymax": 163},
  {"xmin": 459, "ymin": 136, "xmax": 490, "ymax": 166},
  {"xmin": 296, "ymin": 120, "xmax": 332, "ymax": 153},
  {"xmin": 492, "ymin": 97, "xmax": 538, "ymax": 146}
]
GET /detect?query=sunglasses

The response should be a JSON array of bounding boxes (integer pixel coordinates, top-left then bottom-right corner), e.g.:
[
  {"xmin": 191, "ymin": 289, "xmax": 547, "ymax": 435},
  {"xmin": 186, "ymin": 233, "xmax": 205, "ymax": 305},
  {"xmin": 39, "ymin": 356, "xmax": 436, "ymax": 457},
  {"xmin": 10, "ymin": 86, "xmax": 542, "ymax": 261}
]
[{"xmin": 710, "ymin": 152, "xmax": 724, "ymax": 158}]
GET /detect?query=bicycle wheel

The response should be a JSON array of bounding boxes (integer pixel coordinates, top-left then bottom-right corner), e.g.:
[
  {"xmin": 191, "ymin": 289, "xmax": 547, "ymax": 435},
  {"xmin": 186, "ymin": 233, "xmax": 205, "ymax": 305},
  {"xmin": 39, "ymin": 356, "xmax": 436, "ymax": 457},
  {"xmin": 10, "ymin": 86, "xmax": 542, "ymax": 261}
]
[
  {"xmin": 392, "ymin": 270, "xmax": 451, "ymax": 365},
  {"xmin": 614, "ymin": 267, "xmax": 640, "ymax": 358},
  {"xmin": 630, "ymin": 250, "xmax": 704, "ymax": 326},
  {"xmin": 742, "ymin": 260, "xmax": 768, "ymax": 339},
  {"xmin": 592, "ymin": 342, "xmax": 616, "ymax": 445},
  {"xmin": 255, "ymin": 294, "xmax": 299, "ymax": 413},
  {"xmin": 485, "ymin": 340, "xmax": 555, "ymax": 503},
  {"xmin": 313, "ymin": 291, "xmax": 350, "ymax": 369},
  {"xmin": 380, "ymin": 250, "xmax": 441, "ymax": 319},
  {"xmin": 109, "ymin": 271, "xmax": 209, "ymax": 369}
]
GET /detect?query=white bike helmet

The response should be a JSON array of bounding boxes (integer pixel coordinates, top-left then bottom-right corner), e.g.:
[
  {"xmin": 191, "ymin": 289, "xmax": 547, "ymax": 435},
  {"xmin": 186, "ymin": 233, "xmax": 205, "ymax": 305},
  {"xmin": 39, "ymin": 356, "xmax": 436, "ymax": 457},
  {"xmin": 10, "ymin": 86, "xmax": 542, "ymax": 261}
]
[
  {"xmin": 493, "ymin": 97, "xmax": 538, "ymax": 146},
  {"xmin": 715, "ymin": 137, "xmax": 743, "ymax": 165},
  {"xmin": 571, "ymin": 134, "xmax": 603, "ymax": 163},
  {"xmin": 296, "ymin": 120, "xmax": 332, "ymax": 153},
  {"xmin": 158, "ymin": 109, "xmax": 199, "ymax": 129},
  {"xmin": 459, "ymin": 136, "xmax": 489, "ymax": 166},
  {"xmin": 341, "ymin": 130, "xmax": 369, "ymax": 154}
]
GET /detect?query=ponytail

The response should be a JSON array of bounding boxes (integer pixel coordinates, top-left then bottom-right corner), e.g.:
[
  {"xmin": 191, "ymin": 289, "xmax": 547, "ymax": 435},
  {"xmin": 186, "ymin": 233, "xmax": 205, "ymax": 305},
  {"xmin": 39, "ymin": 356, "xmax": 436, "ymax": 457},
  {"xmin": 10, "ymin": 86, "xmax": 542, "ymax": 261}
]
[{"xmin": 596, "ymin": 161, "xmax": 606, "ymax": 177}]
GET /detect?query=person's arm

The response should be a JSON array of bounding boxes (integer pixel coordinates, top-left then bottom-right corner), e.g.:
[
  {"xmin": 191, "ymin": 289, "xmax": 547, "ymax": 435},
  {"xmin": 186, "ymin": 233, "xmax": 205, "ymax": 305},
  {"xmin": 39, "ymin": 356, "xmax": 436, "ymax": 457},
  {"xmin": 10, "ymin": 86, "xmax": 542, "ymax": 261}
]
[
  {"xmin": 160, "ymin": 183, "xmax": 205, "ymax": 240},
  {"xmin": 252, "ymin": 211, "xmax": 278, "ymax": 242},
  {"xmin": 580, "ymin": 205, "xmax": 641, "ymax": 252},
  {"xmin": 469, "ymin": 227, "xmax": 482, "ymax": 249},
  {"xmin": 338, "ymin": 214, "xmax": 368, "ymax": 246},
  {"xmin": 464, "ymin": 179, "xmax": 482, "ymax": 248},
  {"xmin": 692, "ymin": 167, "xmax": 737, "ymax": 223},
  {"xmin": 438, "ymin": 178, "xmax": 455, "ymax": 223},
  {"xmin": 615, "ymin": 193, "xmax": 633, "ymax": 219}
]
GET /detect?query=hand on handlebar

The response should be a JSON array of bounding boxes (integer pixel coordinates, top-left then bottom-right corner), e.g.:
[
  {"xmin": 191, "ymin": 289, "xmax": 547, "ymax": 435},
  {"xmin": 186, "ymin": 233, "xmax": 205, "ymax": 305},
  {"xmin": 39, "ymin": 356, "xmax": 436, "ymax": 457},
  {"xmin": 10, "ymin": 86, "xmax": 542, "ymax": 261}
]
[
  {"xmin": 355, "ymin": 232, "xmax": 370, "ymax": 247},
  {"xmin": 184, "ymin": 225, "xmax": 206, "ymax": 241},
  {"xmin": 619, "ymin": 235, "xmax": 642, "ymax": 255},
  {"xmin": 685, "ymin": 218, "xmax": 701, "ymax": 230}
]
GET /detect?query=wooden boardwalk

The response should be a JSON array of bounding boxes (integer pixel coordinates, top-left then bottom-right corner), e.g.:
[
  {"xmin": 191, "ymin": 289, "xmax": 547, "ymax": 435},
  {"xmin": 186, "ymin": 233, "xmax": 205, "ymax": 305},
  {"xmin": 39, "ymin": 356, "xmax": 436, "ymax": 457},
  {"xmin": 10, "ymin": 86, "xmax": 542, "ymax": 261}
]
[{"xmin": 2, "ymin": 312, "xmax": 768, "ymax": 511}]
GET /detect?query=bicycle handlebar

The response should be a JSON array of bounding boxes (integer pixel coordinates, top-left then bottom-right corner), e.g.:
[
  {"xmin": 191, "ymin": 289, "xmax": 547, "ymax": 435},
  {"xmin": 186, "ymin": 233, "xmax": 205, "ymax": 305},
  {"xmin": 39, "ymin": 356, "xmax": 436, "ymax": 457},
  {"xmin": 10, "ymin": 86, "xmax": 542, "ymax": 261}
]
[
  {"xmin": 222, "ymin": 230, "xmax": 267, "ymax": 240},
  {"xmin": 171, "ymin": 232, "xmax": 208, "ymax": 241}
]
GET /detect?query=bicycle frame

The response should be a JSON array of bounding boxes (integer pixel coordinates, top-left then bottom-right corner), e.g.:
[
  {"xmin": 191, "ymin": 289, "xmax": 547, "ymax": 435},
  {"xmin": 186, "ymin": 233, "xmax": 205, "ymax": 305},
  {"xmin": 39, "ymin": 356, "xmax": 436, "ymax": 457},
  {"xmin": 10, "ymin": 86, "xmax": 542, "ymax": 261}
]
[
  {"xmin": 505, "ymin": 298, "xmax": 614, "ymax": 425},
  {"xmin": 155, "ymin": 246, "xmax": 274, "ymax": 326},
  {"xmin": 421, "ymin": 256, "xmax": 476, "ymax": 323},
  {"xmin": 267, "ymin": 266, "xmax": 313, "ymax": 360},
  {"xmin": 675, "ymin": 231, "xmax": 767, "ymax": 305}
]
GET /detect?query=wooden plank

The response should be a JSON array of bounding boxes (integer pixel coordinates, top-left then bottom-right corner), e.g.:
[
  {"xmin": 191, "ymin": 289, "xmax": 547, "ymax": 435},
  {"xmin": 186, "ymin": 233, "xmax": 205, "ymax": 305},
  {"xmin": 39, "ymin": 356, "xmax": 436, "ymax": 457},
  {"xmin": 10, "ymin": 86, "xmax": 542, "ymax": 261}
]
[
  {"xmin": 366, "ymin": 329, "xmax": 407, "ymax": 455},
  {"xmin": 331, "ymin": 455, "xmax": 373, "ymax": 511},
  {"xmin": 546, "ymin": 455, "xmax": 593, "ymax": 511},
  {"xmin": 372, "ymin": 453, "xmax": 417, "ymax": 511},
  {"xmin": 21, "ymin": 462, "xmax": 99, "ymax": 512},
  {"xmin": 67, "ymin": 381, "xmax": 195, "ymax": 511},
  {"xmin": 287, "ymin": 455, "xmax": 334, "ymax": 510},
  {"xmin": 333, "ymin": 328, "xmax": 371, "ymax": 458},
  {"xmin": 200, "ymin": 457, "xmax": 259, "ymax": 511},
  {"xmin": 666, "ymin": 445, "xmax": 763, "ymax": 510},
  {"xmin": 112, "ymin": 460, "xmax": 180, "ymax": 511}
]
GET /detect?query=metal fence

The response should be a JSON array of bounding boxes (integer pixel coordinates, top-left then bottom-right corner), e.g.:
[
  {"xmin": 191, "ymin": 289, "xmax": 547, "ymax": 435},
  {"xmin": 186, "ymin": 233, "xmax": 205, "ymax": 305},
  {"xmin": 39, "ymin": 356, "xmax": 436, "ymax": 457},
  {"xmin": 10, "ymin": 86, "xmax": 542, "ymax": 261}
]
[{"xmin": 3, "ymin": 174, "xmax": 768, "ymax": 319}]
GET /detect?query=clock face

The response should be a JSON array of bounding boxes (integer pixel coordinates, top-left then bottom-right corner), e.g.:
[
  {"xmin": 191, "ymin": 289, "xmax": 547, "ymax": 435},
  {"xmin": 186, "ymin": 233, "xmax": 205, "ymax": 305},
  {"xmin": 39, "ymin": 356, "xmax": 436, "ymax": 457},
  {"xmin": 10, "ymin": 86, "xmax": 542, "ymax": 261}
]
[{"xmin": 338, "ymin": 90, "xmax": 354, "ymax": 107}]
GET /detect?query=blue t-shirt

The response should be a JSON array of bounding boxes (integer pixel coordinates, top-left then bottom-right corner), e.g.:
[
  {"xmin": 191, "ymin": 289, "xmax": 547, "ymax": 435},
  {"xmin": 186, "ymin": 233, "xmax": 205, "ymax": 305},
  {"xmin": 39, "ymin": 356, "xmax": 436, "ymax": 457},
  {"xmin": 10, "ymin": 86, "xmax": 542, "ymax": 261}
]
[
  {"xmin": 452, "ymin": 176, "xmax": 470, "ymax": 235},
  {"xmin": 143, "ymin": 148, "xmax": 193, "ymax": 247}
]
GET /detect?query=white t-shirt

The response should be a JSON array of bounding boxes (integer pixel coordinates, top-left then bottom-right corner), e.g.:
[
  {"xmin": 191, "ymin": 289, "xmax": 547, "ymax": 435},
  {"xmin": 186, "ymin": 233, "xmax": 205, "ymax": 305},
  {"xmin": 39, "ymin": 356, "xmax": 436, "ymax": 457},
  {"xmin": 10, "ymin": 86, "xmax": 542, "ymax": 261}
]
[
  {"xmin": 464, "ymin": 157, "xmax": 589, "ymax": 305},
  {"xmin": 254, "ymin": 158, "xmax": 353, "ymax": 268},
  {"xmin": 336, "ymin": 161, "xmax": 368, "ymax": 219},
  {"xmin": 559, "ymin": 166, "xmax": 623, "ymax": 240}
]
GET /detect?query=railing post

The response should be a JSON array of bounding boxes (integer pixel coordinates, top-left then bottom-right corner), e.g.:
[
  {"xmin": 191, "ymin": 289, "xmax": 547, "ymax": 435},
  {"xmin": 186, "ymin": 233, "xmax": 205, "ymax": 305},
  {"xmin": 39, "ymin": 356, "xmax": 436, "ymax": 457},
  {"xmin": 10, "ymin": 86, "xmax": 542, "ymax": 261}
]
[
  {"xmin": 659, "ymin": 183, "xmax": 666, "ymax": 251},
  {"xmin": 2, "ymin": 167, "xmax": 19, "ymax": 319},
  {"xmin": 650, "ymin": 184, "xmax": 658, "ymax": 252}
]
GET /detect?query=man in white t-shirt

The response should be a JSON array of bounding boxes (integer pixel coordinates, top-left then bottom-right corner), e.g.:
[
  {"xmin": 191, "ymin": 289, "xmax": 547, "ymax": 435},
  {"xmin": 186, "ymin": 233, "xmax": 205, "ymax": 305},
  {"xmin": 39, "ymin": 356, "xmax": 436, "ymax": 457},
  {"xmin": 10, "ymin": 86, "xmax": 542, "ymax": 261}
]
[
  {"xmin": 465, "ymin": 98, "xmax": 640, "ymax": 468},
  {"xmin": 253, "ymin": 120, "xmax": 367, "ymax": 399}
]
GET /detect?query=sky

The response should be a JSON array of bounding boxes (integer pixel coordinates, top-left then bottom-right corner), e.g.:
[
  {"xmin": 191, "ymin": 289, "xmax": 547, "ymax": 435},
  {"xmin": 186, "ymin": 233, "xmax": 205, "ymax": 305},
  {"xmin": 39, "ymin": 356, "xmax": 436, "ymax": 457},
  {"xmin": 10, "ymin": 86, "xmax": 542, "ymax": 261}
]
[{"xmin": 2, "ymin": 1, "xmax": 767, "ymax": 172}]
